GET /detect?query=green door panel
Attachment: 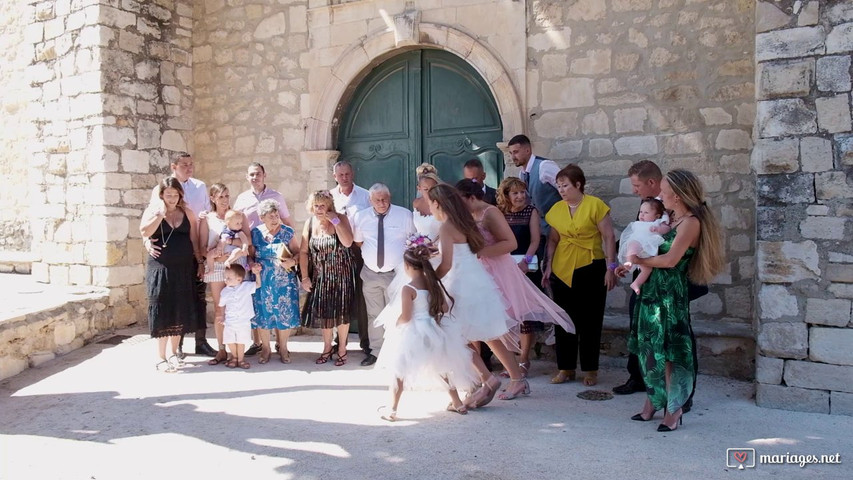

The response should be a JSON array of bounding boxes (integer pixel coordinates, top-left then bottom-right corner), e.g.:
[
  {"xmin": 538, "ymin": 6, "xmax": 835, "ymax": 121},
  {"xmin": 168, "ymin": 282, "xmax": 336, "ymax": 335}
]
[{"xmin": 338, "ymin": 49, "xmax": 503, "ymax": 203}]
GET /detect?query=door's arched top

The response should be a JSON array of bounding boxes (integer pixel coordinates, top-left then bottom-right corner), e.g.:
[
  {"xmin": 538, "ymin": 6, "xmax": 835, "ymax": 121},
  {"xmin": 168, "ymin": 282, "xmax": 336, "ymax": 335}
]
[{"xmin": 305, "ymin": 23, "xmax": 523, "ymax": 151}]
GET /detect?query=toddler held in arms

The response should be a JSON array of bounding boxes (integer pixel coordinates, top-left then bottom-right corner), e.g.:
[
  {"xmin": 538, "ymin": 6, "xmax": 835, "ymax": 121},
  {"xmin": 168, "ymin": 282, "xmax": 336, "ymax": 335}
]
[
  {"xmin": 207, "ymin": 209, "xmax": 249, "ymax": 271},
  {"xmin": 618, "ymin": 198, "xmax": 671, "ymax": 294}
]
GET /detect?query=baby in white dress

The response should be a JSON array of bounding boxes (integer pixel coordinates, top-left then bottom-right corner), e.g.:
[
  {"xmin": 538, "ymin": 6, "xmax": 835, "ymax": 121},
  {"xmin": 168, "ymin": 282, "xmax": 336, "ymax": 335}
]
[{"xmin": 618, "ymin": 198, "xmax": 671, "ymax": 294}]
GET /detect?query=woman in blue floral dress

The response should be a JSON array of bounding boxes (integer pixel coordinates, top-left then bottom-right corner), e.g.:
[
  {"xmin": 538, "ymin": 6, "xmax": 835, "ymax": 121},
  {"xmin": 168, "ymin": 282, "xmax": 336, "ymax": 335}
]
[{"xmin": 250, "ymin": 199, "xmax": 301, "ymax": 364}]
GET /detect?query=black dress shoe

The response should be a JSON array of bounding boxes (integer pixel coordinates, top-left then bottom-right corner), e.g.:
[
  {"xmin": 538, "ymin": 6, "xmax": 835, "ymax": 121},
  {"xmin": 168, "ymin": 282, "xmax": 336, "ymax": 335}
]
[
  {"xmin": 612, "ymin": 378, "xmax": 646, "ymax": 395},
  {"xmin": 244, "ymin": 344, "xmax": 262, "ymax": 356},
  {"xmin": 360, "ymin": 354, "xmax": 377, "ymax": 366},
  {"xmin": 195, "ymin": 342, "xmax": 218, "ymax": 357}
]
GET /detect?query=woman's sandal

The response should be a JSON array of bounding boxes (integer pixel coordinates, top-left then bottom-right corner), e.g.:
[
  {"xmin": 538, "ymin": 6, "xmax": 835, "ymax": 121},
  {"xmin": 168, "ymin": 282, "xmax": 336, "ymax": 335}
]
[
  {"xmin": 168, "ymin": 354, "xmax": 185, "ymax": 369},
  {"xmin": 225, "ymin": 359, "xmax": 238, "ymax": 369},
  {"xmin": 582, "ymin": 370, "xmax": 598, "ymax": 386},
  {"xmin": 519, "ymin": 361, "xmax": 530, "ymax": 377},
  {"xmin": 550, "ymin": 369, "xmax": 576, "ymax": 384},
  {"xmin": 498, "ymin": 378, "xmax": 531, "ymax": 400},
  {"xmin": 334, "ymin": 352, "xmax": 348, "ymax": 367},
  {"xmin": 315, "ymin": 349, "xmax": 333, "ymax": 364},
  {"xmin": 446, "ymin": 403, "xmax": 468, "ymax": 415},
  {"xmin": 208, "ymin": 349, "xmax": 228, "ymax": 366},
  {"xmin": 237, "ymin": 360, "xmax": 251, "ymax": 369},
  {"xmin": 280, "ymin": 350, "xmax": 291, "ymax": 364},
  {"xmin": 465, "ymin": 376, "xmax": 502, "ymax": 409},
  {"xmin": 156, "ymin": 359, "xmax": 176, "ymax": 373},
  {"xmin": 378, "ymin": 406, "xmax": 397, "ymax": 422},
  {"xmin": 258, "ymin": 350, "xmax": 270, "ymax": 365}
]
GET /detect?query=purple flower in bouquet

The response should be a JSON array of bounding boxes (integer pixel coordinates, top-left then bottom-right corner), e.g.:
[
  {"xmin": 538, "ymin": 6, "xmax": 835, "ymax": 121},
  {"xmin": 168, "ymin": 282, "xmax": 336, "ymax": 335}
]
[{"xmin": 406, "ymin": 233, "xmax": 438, "ymax": 254}]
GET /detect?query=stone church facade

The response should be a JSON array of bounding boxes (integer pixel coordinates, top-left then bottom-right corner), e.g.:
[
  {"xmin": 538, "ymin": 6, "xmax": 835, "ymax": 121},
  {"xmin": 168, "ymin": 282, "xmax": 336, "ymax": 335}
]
[{"xmin": 0, "ymin": 0, "xmax": 850, "ymax": 414}]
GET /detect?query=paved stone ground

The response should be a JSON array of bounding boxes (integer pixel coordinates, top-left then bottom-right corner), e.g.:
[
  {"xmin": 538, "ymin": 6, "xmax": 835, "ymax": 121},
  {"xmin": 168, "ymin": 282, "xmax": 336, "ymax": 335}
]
[{"xmin": 1, "ymin": 327, "xmax": 851, "ymax": 480}]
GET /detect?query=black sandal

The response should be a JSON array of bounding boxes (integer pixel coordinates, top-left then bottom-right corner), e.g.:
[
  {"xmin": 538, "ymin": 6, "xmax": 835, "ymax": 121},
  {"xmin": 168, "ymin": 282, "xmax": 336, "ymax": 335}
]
[
  {"xmin": 334, "ymin": 352, "xmax": 348, "ymax": 366},
  {"xmin": 315, "ymin": 348, "xmax": 334, "ymax": 364}
]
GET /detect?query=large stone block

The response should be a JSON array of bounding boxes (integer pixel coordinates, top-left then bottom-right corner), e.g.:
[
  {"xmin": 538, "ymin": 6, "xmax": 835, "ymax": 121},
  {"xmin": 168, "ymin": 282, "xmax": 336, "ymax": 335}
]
[
  {"xmin": 89, "ymin": 216, "xmax": 129, "ymax": 242},
  {"xmin": 756, "ymin": 99, "xmax": 817, "ymax": 138},
  {"xmin": 756, "ymin": 1, "xmax": 791, "ymax": 33},
  {"xmin": 614, "ymin": 107, "xmax": 647, "ymax": 133},
  {"xmin": 534, "ymin": 111, "xmax": 578, "ymax": 139},
  {"xmin": 784, "ymin": 359, "xmax": 853, "ymax": 393},
  {"xmin": 0, "ymin": 357, "xmax": 28, "ymax": 382},
  {"xmin": 92, "ymin": 265, "xmax": 145, "ymax": 287},
  {"xmin": 816, "ymin": 55, "xmax": 852, "ymax": 92},
  {"xmin": 757, "ymin": 173, "xmax": 815, "ymax": 205},
  {"xmin": 757, "ymin": 59, "xmax": 814, "ymax": 99},
  {"xmin": 715, "ymin": 129, "xmax": 752, "ymax": 150},
  {"xmin": 816, "ymin": 171, "xmax": 853, "ymax": 199},
  {"xmin": 54, "ymin": 322, "xmax": 76, "ymax": 346},
  {"xmin": 756, "ymin": 383, "xmax": 829, "ymax": 414},
  {"xmin": 121, "ymin": 150, "xmax": 150, "ymax": 173},
  {"xmin": 799, "ymin": 216, "xmax": 847, "ymax": 239},
  {"xmin": 758, "ymin": 285, "xmax": 799, "ymax": 320},
  {"xmin": 800, "ymin": 136, "xmax": 834, "ymax": 172},
  {"xmin": 751, "ymin": 138, "xmax": 799, "ymax": 174},
  {"xmin": 826, "ymin": 22, "xmax": 853, "ymax": 53},
  {"xmin": 699, "ymin": 107, "xmax": 732, "ymax": 125},
  {"xmin": 815, "ymin": 94, "xmax": 852, "ymax": 133},
  {"xmin": 548, "ymin": 140, "xmax": 583, "ymax": 160},
  {"xmin": 582, "ymin": 110, "xmax": 609, "ymax": 135},
  {"xmin": 755, "ymin": 26, "xmax": 825, "ymax": 62},
  {"xmin": 831, "ymin": 391, "xmax": 853, "ymax": 416},
  {"xmin": 810, "ymin": 327, "xmax": 853, "ymax": 365},
  {"xmin": 827, "ymin": 264, "xmax": 853, "ymax": 283},
  {"xmin": 614, "ymin": 136, "xmax": 657, "ymax": 156},
  {"xmin": 570, "ymin": 49, "xmax": 611, "ymax": 75},
  {"xmin": 588, "ymin": 138, "xmax": 613, "ymax": 158},
  {"xmin": 755, "ymin": 355, "xmax": 784, "ymax": 385},
  {"xmin": 757, "ymin": 240, "xmax": 820, "ymax": 283},
  {"xmin": 541, "ymin": 78, "xmax": 595, "ymax": 109}
]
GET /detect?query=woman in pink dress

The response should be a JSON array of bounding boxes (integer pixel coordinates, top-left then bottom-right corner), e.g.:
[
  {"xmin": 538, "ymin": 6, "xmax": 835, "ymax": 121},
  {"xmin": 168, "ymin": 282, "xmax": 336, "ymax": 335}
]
[{"xmin": 455, "ymin": 179, "xmax": 575, "ymax": 372}]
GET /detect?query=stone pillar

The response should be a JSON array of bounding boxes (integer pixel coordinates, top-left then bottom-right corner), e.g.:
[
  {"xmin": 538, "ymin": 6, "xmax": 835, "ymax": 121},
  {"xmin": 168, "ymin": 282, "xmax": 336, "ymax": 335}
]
[
  {"xmin": 753, "ymin": 1, "xmax": 853, "ymax": 415},
  {"xmin": 27, "ymin": 1, "xmax": 194, "ymax": 327}
]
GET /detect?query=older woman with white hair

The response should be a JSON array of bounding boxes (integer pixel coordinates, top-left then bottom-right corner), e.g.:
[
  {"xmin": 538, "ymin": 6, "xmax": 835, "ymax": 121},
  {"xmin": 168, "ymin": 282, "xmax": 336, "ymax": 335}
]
[{"xmin": 249, "ymin": 198, "xmax": 301, "ymax": 364}]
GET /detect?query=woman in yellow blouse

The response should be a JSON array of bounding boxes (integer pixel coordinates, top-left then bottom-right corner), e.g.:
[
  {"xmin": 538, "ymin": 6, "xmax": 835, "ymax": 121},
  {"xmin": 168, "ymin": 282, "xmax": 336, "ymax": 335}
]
[{"xmin": 543, "ymin": 164, "xmax": 617, "ymax": 386}]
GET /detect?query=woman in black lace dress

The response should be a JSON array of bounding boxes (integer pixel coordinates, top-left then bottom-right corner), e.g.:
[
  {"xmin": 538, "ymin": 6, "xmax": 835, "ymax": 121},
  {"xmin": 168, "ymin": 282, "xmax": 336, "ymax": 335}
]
[{"xmin": 140, "ymin": 177, "xmax": 203, "ymax": 372}]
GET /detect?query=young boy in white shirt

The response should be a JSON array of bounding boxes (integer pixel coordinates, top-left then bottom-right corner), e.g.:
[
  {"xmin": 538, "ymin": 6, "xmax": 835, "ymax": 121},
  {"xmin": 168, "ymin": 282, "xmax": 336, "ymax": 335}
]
[{"xmin": 219, "ymin": 263, "xmax": 261, "ymax": 369}]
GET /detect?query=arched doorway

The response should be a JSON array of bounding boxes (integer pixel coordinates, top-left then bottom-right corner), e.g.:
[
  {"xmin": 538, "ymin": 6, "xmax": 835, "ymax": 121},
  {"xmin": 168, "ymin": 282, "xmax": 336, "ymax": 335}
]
[{"xmin": 337, "ymin": 49, "xmax": 504, "ymax": 205}]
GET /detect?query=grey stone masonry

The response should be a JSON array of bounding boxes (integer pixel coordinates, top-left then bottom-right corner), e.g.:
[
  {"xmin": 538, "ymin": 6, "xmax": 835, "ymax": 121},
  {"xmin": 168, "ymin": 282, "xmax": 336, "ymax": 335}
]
[{"xmin": 754, "ymin": 1, "xmax": 853, "ymax": 416}]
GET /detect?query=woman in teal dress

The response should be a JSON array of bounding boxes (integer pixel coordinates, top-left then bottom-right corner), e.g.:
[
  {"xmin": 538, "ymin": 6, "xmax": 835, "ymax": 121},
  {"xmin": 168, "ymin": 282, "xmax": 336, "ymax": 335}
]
[
  {"xmin": 250, "ymin": 199, "xmax": 301, "ymax": 364},
  {"xmin": 626, "ymin": 170, "xmax": 724, "ymax": 432}
]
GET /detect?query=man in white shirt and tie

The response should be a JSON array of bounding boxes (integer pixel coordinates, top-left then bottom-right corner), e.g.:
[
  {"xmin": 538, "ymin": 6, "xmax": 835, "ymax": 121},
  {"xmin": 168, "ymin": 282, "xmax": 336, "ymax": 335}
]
[
  {"xmin": 352, "ymin": 183, "xmax": 415, "ymax": 366},
  {"xmin": 144, "ymin": 151, "xmax": 217, "ymax": 358}
]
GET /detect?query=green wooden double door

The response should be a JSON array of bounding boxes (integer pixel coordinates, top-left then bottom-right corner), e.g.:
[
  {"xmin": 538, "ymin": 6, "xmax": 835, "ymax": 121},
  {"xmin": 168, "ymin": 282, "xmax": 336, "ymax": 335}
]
[{"xmin": 338, "ymin": 49, "xmax": 504, "ymax": 206}]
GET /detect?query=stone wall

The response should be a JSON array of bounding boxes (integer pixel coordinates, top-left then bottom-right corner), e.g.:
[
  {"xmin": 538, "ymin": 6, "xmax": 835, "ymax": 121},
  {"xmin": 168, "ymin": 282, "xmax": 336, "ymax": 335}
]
[
  {"xmin": 192, "ymin": 0, "xmax": 312, "ymax": 220},
  {"xmin": 0, "ymin": 289, "xmax": 110, "ymax": 381},
  {"xmin": 525, "ymin": 0, "xmax": 757, "ymax": 330},
  {"xmin": 0, "ymin": 0, "xmax": 37, "ymax": 252},
  {"xmin": 26, "ymin": 0, "xmax": 194, "ymax": 328},
  {"xmin": 753, "ymin": 0, "xmax": 853, "ymax": 416}
]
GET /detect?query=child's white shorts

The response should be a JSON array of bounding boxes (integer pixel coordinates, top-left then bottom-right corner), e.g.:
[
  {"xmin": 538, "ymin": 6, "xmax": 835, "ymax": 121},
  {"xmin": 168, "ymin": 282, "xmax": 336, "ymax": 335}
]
[{"xmin": 223, "ymin": 323, "xmax": 252, "ymax": 345}]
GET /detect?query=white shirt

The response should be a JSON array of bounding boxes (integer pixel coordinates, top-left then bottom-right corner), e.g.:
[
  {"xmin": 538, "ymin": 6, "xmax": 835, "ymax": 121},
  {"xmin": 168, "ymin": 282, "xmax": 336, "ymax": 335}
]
[
  {"xmin": 331, "ymin": 184, "xmax": 371, "ymax": 219},
  {"xmin": 148, "ymin": 176, "xmax": 208, "ymax": 218},
  {"xmin": 523, "ymin": 155, "xmax": 560, "ymax": 190},
  {"xmin": 353, "ymin": 205, "xmax": 415, "ymax": 273},
  {"xmin": 233, "ymin": 187, "xmax": 290, "ymax": 230},
  {"xmin": 219, "ymin": 281, "xmax": 257, "ymax": 325}
]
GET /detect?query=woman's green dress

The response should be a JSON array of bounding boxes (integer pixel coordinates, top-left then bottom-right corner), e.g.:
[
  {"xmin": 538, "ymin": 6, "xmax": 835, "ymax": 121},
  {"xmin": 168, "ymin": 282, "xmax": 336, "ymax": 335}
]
[{"xmin": 628, "ymin": 229, "xmax": 696, "ymax": 413}]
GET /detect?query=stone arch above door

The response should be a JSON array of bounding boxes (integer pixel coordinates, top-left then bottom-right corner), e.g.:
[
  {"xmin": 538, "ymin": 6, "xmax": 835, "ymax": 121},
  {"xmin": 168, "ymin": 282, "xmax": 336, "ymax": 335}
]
[{"xmin": 305, "ymin": 23, "xmax": 523, "ymax": 151}]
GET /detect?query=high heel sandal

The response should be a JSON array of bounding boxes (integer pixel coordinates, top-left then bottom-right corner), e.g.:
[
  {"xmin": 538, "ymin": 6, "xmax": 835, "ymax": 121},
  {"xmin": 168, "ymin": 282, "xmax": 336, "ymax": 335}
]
[
  {"xmin": 498, "ymin": 378, "xmax": 531, "ymax": 400},
  {"xmin": 156, "ymin": 359, "xmax": 176, "ymax": 373},
  {"xmin": 168, "ymin": 354, "xmax": 185, "ymax": 369},
  {"xmin": 465, "ymin": 376, "xmax": 501, "ymax": 409},
  {"xmin": 631, "ymin": 411, "xmax": 656, "ymax": 421},
  {"xmin": 315, "ymin": 348, "xmax": 333, "ymax": 364},
  {"xmin": 582, "ymin": 370, "xmax": 598, "ymax": 386},
  {"xmin": 657, "ymin": 409, "xmax": 684, "ymax": 432},
  {"xmin": 334, "ymin": 351, "xmax": 348, "ymax": 366},
  {"xmin": 550, "ymin": 370, "xmax": 575, "ymax": 384}
]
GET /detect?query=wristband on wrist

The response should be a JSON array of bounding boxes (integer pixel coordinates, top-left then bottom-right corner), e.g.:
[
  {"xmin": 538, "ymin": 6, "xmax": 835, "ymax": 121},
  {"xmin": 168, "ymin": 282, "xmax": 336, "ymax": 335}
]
[
  {"xmin": 524, "ymin": 254, "xmax": 534, "ymax": 264},
  {"xmin": 607, "ymin": 262, "xmax": 619, "ymax": 271},
  {"xmin": 330, "ymin": 216, "xmax": 340, "ymax": 226}
]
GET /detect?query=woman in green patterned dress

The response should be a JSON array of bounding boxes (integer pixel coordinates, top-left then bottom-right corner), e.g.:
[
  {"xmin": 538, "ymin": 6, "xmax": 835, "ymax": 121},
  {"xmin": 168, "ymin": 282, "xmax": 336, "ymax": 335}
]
[{"xmin": 625, "ymin": 170, "xmax": 723, "ymax": 432}]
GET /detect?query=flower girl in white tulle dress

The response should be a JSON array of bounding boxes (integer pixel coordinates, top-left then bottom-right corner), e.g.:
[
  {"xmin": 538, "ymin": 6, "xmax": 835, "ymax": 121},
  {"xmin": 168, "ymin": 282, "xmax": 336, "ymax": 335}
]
[
  {"xmin": 618, "ymin": 198, "xmax": 671, "ymax": 294},
  {"xmin": 375, "ymin": 245, "xmax": 478, "ymax": 421}
]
